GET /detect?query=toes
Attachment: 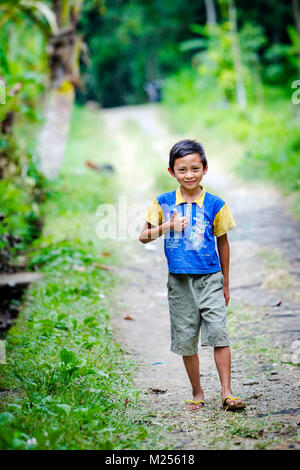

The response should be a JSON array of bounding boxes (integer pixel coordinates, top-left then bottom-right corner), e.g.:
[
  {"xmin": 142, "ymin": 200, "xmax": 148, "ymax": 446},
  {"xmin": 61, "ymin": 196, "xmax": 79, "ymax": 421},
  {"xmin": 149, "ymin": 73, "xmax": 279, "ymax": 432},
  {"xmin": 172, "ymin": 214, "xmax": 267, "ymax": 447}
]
[
  {"xmin": 186, "ymin": 401, "xmax": 204, "ymax": 410},
  {"xmin": 186, "ymin": 403, "xmax": 194, "ymax": 410},
  {"xmin": 223, "ymin": 398, "xmax": 243, "ymax": 407},
  {"xmin": 224, "ymin": 398, "xmax": 234, "ymax": 406}
]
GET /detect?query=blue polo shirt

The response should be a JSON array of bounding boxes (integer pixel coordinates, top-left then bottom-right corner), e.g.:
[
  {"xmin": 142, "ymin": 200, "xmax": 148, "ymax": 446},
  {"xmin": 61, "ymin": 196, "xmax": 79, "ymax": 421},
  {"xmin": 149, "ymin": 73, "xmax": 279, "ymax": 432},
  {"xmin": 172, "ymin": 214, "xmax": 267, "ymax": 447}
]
[{"xmin": 145, "ymin": 185, "xmax": 236, "ymax": 274}]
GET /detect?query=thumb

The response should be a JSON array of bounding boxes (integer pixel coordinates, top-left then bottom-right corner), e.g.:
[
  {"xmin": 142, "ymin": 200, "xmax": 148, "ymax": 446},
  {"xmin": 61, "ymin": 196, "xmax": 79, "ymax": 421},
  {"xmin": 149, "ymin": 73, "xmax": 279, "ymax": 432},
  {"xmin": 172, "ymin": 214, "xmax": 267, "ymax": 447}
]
[{"xmin": 171, "ymin": 208, "xmax": 178, "ymax": 219}]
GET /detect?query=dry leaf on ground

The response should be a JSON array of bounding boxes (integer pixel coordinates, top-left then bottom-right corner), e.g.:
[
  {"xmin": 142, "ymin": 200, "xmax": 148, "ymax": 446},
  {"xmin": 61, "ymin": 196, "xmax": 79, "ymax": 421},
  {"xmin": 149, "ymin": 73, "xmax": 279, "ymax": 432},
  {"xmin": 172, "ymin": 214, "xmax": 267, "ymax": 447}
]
[
  {"xmin": 148, "ymin": 387, "xmax": 168, "ymax": 394},
  {"xmin": 124, "ymin": 314, "xmax": 135, "ymax": 321}
]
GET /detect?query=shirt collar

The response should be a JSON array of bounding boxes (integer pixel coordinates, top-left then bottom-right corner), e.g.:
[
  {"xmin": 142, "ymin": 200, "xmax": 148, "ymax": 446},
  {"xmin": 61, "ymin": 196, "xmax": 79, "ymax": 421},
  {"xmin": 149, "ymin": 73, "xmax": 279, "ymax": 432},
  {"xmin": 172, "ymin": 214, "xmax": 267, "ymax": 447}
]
[{"xmin": 175, "ymin": 185, "xmax": 205, "ymax": 208}]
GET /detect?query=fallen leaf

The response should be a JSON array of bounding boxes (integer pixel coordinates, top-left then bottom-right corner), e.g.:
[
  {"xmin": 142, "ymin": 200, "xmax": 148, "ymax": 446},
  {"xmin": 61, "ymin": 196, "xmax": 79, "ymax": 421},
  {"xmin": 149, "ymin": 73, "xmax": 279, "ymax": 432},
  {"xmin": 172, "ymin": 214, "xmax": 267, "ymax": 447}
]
[
  {"xmin": 148, "ymin": 387, "xmax": 167, "ymax": 394},
  {"xmin": 272, "ymin": 299, "xmax": 282, "ymax": 307},
  {"xmin": 86, "ymin": 160, "xmax": 102, "ymax": 171},
  {"xmin": 93, "ymin": 263, "xmax": 117, "ymax": 272},
  {"xmin": 124, "ymin": 314, "xmax": 135, "ymax": 321}
]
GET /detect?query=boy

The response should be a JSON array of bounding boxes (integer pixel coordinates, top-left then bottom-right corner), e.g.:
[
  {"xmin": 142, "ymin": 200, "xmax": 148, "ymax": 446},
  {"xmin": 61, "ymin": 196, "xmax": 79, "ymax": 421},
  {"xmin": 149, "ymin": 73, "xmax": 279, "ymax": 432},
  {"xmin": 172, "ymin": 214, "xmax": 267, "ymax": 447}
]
[{"xmin": 139, "ymin": 139, "xmax": 246, "ymax": 411}]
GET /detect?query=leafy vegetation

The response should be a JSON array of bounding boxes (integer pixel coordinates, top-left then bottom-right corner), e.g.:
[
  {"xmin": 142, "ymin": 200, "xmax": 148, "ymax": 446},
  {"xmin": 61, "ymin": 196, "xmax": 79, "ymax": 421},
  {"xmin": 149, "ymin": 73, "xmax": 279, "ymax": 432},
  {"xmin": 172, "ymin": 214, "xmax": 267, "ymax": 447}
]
[
  {"xmin": 1, "ymin": 0, "xmax": 299, "ymax": 450},
  {"xmin": 0, "ymin": 105, "xmax": 168, "ymax": 449},
  {"xmin": 161, "ymin": 67, "xmax": 300, "ymax": 215},
  {"xmin": 0, "ymin": 1, "xmax": 49, "ymax": 269},
  {"xmin": 0, "ymin": 251, "xmax": 147, "ymax": 449}
]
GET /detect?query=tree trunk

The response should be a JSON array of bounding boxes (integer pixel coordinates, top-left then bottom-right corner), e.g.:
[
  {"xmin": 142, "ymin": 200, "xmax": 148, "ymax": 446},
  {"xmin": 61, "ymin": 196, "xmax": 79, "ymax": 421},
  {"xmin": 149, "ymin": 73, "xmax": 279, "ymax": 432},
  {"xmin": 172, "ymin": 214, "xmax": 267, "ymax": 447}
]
[
  {"xmin": 228, "ymin": 0, "xmax": 247, "ymax": 109},
  {"xmin": 0, "ymin": 81, "xmax": 22, "ymax": 179},
  {"xmin": 38, "ymin": 0, "xmax": 83, "ymax": 179},
  {"xmin": 204, "ymin": 0, "xmax": 217, "ymax": 26},
  {"xmin": 292, "ymin": 0, "xmax": 300, "ymax": 78}
]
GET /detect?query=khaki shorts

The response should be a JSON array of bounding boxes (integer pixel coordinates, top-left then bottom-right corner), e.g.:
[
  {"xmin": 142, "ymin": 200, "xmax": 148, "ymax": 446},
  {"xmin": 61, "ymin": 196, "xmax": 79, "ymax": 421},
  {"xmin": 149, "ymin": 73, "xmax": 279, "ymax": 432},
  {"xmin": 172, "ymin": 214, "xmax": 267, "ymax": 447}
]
[{"xmin": 167, "ymin": 271, "xmax": 230, "ymax": 355}]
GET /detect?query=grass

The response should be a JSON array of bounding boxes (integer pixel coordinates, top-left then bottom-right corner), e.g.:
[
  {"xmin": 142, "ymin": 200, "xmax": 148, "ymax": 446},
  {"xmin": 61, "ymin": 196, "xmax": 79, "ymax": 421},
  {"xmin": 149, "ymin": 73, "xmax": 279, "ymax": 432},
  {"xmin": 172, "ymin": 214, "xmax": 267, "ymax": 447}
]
[
  {"xmin": 118, "ymin": 116, "xmax": 178, "ymax": 196},
  {"xmin": 227, "ymin": 301, "xmax": 283, "ymax": 364},
  {"xmin": 0, "ymin": 104, "xmax": 168, "ymax": 450},
  {"xmin": 257, "ymin": 247, "xmax": 295, "ymax": 290},
  {"xmin": 0, "ymin": 260, "xmax": 165, "ymax": 449}
]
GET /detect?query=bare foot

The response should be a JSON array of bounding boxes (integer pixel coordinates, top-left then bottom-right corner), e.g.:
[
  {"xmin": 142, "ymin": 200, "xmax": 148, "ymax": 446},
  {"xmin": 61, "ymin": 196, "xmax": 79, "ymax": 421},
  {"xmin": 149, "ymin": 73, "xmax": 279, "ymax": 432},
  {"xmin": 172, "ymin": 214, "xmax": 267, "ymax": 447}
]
[
  {"xmin": 186, "ymin": 390, "xmax": 205, "ymax": 410},
  {"xmin": 221, "ymin": 391, "xmax": 243, "ymax": 407}
]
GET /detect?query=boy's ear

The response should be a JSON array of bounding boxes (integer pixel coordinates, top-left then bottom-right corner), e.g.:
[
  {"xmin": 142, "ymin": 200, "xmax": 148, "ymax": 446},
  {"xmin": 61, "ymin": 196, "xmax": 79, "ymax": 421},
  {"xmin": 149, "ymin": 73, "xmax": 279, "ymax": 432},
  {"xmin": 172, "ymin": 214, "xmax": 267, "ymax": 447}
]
[
  {"xmin": 203, "ymin": 164, "xmax": 208, "ymax": 175},
  {"xmin": 168, "ymin": 167, "xmax": 176, "ymax": 177}
]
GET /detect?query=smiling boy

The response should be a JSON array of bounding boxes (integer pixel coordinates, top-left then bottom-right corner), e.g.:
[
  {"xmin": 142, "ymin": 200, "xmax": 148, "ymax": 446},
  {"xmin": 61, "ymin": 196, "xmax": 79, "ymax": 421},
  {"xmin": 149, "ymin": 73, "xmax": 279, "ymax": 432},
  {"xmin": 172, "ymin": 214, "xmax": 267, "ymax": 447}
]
[{"xmin": 139, "ymin": 139, "xmax": 246, "ymax": 411}]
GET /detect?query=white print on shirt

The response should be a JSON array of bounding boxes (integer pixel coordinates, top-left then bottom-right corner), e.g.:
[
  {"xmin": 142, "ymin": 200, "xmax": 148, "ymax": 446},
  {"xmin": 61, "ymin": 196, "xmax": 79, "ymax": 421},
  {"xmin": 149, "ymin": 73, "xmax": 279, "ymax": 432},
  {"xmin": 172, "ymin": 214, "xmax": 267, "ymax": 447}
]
[{"xmin": 184, "ymin": 212, "xmax": 211, "ymax": 251}]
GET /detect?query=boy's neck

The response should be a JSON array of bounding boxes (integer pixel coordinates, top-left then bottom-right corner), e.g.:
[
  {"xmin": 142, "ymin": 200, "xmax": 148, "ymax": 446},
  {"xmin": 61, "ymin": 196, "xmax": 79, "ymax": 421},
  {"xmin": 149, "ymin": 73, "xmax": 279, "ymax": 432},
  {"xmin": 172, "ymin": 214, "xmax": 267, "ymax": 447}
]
[{"xmin": 180, "ymin": 184, "xmax": 203, "ymax": 203}]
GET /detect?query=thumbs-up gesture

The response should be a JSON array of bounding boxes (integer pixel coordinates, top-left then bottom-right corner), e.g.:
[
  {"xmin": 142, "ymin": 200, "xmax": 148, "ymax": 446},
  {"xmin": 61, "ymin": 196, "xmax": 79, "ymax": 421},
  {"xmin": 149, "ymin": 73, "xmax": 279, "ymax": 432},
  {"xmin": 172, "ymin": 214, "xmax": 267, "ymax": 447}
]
[{"xmin": 169, "ymin": 208, "xmax": 188, "ymax": 232}]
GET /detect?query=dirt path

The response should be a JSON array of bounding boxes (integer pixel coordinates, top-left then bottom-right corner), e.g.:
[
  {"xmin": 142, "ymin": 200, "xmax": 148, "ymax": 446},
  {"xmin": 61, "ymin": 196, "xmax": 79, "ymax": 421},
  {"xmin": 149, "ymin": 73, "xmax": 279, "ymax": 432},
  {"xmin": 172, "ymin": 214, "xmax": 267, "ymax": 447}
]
[{"xmin": 101, "ymin": 103, "xmax": 300, "ymax": 450}]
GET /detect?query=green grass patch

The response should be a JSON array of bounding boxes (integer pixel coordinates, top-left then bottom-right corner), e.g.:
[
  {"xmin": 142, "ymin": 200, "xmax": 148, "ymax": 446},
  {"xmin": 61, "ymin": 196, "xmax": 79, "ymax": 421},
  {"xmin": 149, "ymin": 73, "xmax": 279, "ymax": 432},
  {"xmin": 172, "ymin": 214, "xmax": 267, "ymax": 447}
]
[
  {"xmin": 227, "ymin": 301, "xmax": 282, "ymax": 364},
  {"xmin": 257, "ymin": 247, "xmax": 294, "ymax": 290},
  {"xmin": 0, "ymin": 259, "xmax": 158, "ymax": 449},
  {"xmin": 0, "ymin": 104, "xmax": 166, "ymax": 450}
]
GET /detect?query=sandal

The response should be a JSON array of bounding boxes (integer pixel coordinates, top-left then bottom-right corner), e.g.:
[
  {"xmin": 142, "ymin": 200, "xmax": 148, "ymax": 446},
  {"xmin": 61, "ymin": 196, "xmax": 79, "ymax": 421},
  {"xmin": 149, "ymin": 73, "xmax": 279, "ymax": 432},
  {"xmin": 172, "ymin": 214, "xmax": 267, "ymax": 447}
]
[
  {"xmin": 222, "ymin": 396, "xmax": 246, "ymax": 411},
  {"xmin": 185, "ymin": 400, "xmax": 205, "ymax": 410}
]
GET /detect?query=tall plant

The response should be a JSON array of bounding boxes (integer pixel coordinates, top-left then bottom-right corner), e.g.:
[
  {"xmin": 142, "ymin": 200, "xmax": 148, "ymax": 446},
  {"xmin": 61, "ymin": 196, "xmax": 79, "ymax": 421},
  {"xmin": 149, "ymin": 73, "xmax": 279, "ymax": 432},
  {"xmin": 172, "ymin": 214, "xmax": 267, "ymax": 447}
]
[
  {"xmin": 204, "ymin": 0, "xmax": 217, "ymax": 26},
  {"xmin": 292, "ymin": 0, "xmax": 300, "ymax": 78},
  {"xmin": 0, "ymin": 0, "xmax": 54, "ymax": 179},
  {"xmin": 227, "ymin": 0, "xmax": 247, "ymax": 108},
  {"xmin": 37, "ymin": 0, "xmax": 84, "ymax": 179},
  {"xmin": 179, "ymin": 15, "xmax": 266, "ymax": 105}
]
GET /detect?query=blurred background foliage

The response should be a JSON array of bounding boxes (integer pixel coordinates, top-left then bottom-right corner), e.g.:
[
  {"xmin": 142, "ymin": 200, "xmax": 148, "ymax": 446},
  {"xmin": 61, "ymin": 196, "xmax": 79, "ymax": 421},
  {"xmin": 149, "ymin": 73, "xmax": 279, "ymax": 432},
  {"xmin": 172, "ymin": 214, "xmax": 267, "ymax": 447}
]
[
  {"xmin": 76, "ymin": 0, "xmax": 298, "ymax": 106},
  {"xmin": 0, "ymin": 0, "xmax": 300, "ymax": 270},
  {"xmin": 0, "ymin": 0, "xmax": 50, "ymax": 270}
]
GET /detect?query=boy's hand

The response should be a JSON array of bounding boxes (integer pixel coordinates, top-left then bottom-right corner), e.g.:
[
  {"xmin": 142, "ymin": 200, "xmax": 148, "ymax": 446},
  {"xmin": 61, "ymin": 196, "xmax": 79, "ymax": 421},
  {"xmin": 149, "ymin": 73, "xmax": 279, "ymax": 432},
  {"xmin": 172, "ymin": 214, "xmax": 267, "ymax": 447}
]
[
  {"xmin": 169, "ymin": 209, "xmax": 187, "ymax": 232},
  {"xmin": 223, "ymin": 285, "xmax": 230, "ymax": 306}
]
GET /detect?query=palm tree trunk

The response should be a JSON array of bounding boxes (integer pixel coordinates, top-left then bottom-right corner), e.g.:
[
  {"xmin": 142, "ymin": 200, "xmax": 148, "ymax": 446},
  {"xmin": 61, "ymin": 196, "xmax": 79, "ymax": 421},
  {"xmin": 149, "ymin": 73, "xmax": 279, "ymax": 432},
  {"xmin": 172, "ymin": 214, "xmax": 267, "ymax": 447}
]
[
  {"xmin": 292, "ymin": 0, "xmax": 300, "ymax": 79},
  {"xmin": 228, "ymin": 0, "xmax": 247, "ymax": 109},
  {"xmin": 38, "ymin": 0, "xmax": 83, "ymax": 179},
  {"xmin": 204, "ymin": 0, "xmax": 217, "ymax": 26}
]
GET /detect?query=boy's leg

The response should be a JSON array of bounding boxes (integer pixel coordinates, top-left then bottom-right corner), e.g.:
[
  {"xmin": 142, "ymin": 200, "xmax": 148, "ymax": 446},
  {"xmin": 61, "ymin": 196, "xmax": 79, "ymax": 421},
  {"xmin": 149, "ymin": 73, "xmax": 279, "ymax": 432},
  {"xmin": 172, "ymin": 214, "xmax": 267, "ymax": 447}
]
[
  {"xmin": 214, "ymin": 346, "xmax": 242, "ymax": 406},
  {"xmin": 167, "ymin": 273, "xmax": 203, "ymax": 409},
  {"xmin": 195, "ymin": 272, "xmax": 243, "ymax": 407},
  {"xmin": 182, "ymin": 353, "xmax": 205, "ymax": 410}
]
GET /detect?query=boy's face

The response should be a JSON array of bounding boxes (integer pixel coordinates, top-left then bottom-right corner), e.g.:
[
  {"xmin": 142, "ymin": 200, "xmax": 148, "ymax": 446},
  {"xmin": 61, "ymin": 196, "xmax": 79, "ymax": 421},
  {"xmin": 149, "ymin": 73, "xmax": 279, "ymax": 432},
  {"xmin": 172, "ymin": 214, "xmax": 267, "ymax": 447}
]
[{"xmin": 168, "ymin": 153, "xmax": 208, "ymax": 191}]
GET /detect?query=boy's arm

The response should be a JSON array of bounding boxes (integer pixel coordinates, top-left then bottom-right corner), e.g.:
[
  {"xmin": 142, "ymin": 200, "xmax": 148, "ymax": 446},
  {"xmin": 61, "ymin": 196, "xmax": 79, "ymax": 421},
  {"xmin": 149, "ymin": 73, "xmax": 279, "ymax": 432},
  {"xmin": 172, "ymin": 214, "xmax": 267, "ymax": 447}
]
[
  {"xmin": 139, "ymin": 209, "xmax": 187, "ymax": 244},
  {"xmin": 139, "ymin": 221, "xmax": 171, "ymax": 244},
  {"xmin": 216, "ymin": 233, "xmax": 230, "ymax": 306}
]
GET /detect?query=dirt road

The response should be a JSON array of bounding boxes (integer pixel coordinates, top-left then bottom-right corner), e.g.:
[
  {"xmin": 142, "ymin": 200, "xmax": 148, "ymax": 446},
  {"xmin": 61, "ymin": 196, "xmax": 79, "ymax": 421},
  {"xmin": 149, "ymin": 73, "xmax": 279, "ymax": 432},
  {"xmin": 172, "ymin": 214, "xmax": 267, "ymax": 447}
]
[{"xmin": 101, "ymin": 103, "xmax": 300, "ymax": 450}]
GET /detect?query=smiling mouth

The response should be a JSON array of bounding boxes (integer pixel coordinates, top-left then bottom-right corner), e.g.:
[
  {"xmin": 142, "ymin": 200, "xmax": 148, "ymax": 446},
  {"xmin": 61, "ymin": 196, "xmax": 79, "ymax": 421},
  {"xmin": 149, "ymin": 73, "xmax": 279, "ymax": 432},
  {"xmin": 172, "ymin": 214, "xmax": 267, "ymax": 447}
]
[{"xmin": 185, "ymin": 181, "xmax": 196, "ymax": 184}]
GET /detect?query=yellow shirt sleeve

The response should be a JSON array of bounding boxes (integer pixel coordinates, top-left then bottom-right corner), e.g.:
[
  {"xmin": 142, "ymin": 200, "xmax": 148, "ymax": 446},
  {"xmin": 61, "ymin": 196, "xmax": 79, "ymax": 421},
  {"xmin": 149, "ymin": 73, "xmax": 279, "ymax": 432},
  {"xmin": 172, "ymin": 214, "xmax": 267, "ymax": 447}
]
[
  {"xmin": 144, "ymin": 199, "xmax": 164, "ymax": 227},
  {"xmin": 213, "ymin": 203, "xmax": 236, "ymax": 237}
]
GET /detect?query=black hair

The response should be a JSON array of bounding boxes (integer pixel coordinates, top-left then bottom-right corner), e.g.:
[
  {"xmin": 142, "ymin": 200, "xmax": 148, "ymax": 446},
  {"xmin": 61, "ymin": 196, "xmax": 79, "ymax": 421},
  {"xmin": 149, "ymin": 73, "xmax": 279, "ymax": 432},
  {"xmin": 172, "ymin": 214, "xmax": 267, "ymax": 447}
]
[{"xmin": 169, "ymin": 139, "xmax": 207, "ymax": 173}]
